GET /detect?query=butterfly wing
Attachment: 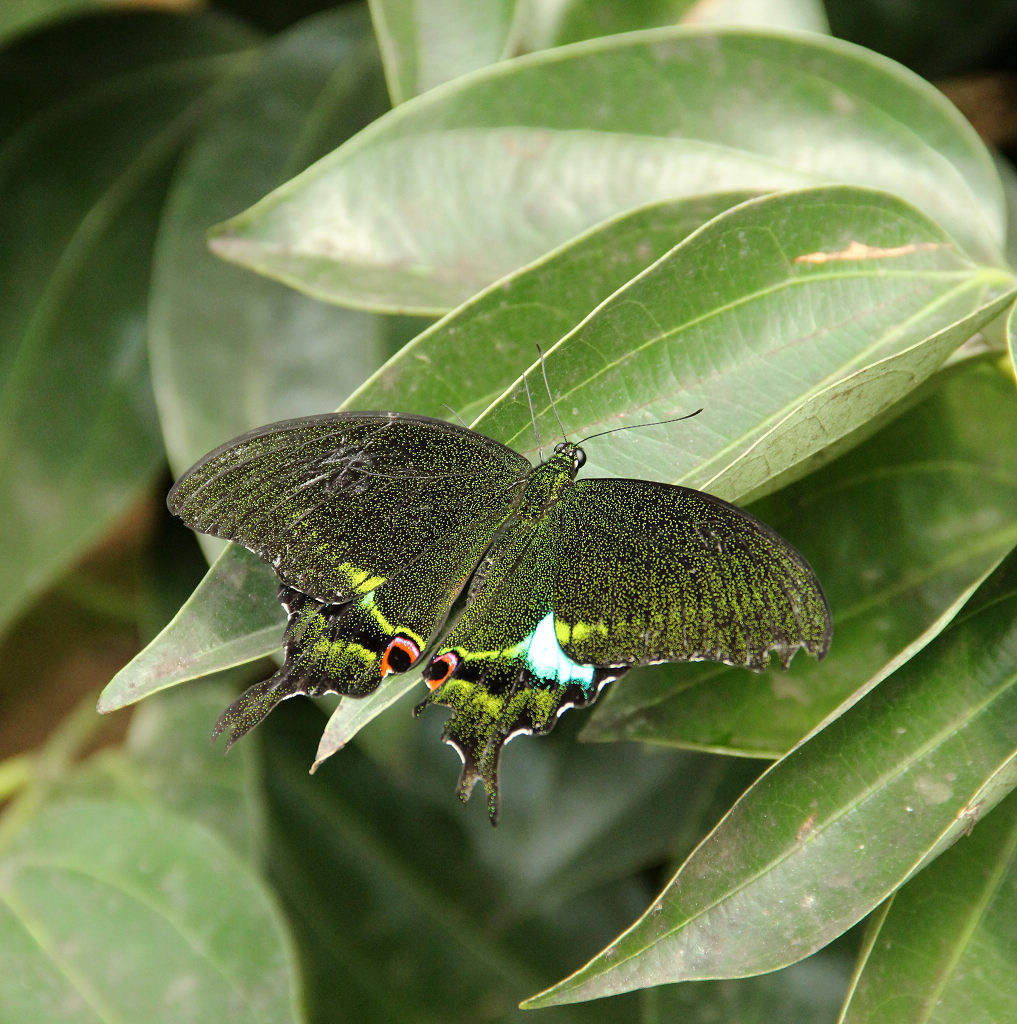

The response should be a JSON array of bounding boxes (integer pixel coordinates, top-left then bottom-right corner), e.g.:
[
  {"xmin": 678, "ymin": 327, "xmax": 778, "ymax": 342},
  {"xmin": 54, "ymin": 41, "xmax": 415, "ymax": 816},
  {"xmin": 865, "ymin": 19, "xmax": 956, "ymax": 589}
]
[
  {"xmin": 416, "ymin": 511, "xmax": 624, "ymax": 823},
  {"xmin": 168, "ymin": 413, "xmax": 531, "ymax": 744},
  {"xmin": 169, "ymin": 412, "xmax": 529, "ymax": 602},
  {"xmin": 552, "ymin": 478, "xmax": 832, "ymax": 669},
  {"xmin": 419, "ymin": 475, "xmax": 831, "ymax": 822}
]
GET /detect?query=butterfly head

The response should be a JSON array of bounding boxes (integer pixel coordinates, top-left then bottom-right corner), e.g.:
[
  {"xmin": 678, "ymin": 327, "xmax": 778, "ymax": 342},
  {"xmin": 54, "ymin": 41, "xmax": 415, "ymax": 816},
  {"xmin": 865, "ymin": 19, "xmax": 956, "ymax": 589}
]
[{"xmin": 552, "ymin": 441, "xmax": 586, "ymax": 476}]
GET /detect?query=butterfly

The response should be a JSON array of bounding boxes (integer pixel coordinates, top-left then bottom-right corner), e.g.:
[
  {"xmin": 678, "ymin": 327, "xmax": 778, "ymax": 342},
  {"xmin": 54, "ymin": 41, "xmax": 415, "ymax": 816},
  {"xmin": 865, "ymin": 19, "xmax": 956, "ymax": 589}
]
[{"xmin": 168, "ymin": 410, "xmax": 832, "ymax": 823}]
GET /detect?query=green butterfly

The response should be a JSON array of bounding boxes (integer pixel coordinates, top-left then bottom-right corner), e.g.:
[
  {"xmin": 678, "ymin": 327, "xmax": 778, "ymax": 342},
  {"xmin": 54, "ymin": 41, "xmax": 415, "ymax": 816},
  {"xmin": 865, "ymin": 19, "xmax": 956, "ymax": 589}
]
[{"xmin": 169, "ymin": 411, "xmax": 831, "ymax": 823}]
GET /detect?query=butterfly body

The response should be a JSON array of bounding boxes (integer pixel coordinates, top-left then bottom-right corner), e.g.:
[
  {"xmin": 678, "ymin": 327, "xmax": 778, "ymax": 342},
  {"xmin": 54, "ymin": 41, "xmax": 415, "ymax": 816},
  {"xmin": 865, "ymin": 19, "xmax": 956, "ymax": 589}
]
[{"xmin": 169, "ymin": 411, "xmax": 831, "ymax": 823}]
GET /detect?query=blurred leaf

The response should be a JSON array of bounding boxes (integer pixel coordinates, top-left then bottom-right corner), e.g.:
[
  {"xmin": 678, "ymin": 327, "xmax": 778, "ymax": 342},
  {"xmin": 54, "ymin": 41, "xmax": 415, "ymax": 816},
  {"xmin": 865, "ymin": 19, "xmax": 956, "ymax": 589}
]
[
  {"xmin": 101, "ymin": 187, "xmax": 1016, "ymax": 731},
  {"xmin": 261, "ymin": 698, "xmax": 698, "ymax": 1023},
  {"xmin": 210, "ymin": 28, "xmax": 1004, "ymax": 312},
  {"xmin": 0, "ymin": 798, "xmax": 301, "ymax": 1024},
  {"xmin": 840, "ymin": 785, "xmax": 1017, "ymax": 1024},
  {"xmin": 585, "ymin": 358, "xmax": 1017, "ymax": 755},
  {"xmin": 150, "ymin": 5, "xmax": 393, "ymax": 480},
  {"xmin": 369, "ymin": 0, "xmax": 514, "ymax": 103},
  {"xmin": 527, "ymin": 544, "xmax": 1017, "ymax": 1005},
  {"xmin": 0, "ymin": 15, "xmax": 251, "ymax": 635},
  {"xmin": 540, "ymin": 0, "xmax": 829, "ymax": 48},
  {"xmin": 84, "ymin": 679, "xmax": 268, "ymax": 859}
]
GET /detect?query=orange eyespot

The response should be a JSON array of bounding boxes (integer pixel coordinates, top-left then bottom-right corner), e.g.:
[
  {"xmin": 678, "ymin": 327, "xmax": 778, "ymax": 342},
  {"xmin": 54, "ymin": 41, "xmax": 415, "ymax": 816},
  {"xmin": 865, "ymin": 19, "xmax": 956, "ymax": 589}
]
[
  {"xmin": 424, "ymin": 651, "xmax": 459, "ymax": 690},
  {"xmin": 379, "ymin": 635, "xmax": 421, "ymax": 678}
]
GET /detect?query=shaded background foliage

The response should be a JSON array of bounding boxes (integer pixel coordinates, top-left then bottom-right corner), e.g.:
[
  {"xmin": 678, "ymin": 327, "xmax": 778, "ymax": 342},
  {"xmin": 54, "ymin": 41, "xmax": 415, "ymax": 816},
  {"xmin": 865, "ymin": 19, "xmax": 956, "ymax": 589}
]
[{"xmin": 2, "ymin": 1, "xmax": 1017, "ymax": 1022}]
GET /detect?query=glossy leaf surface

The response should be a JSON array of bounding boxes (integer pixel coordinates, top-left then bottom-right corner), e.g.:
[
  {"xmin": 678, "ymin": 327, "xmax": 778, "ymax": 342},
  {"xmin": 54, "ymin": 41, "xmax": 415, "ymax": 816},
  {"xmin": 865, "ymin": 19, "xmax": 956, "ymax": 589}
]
[
  {"xmin": 840, "ymin": 786, "xmax": 1017, "ymax": 1024},
  {"xmin": 0, "ymin": 799, "xmax": 300, "ymax": 1024},
  {"xmin": 211, "ymin": 28, "xmax": 1003, "ymax": 311},
  {"xmin": 527, "ymin": 544, "xmax": 1017, "ymax": 1005}
]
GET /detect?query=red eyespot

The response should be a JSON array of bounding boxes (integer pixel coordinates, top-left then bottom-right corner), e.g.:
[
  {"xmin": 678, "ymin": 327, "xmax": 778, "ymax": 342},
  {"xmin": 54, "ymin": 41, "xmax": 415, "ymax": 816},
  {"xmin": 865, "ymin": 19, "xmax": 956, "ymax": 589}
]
[
  {"xmin": 379, "ymin": 635, "xmax": 421, "ymax": 678},
  {"xmin": 424, "ymin": 651, "xmax": 459, "ymax": 690}
]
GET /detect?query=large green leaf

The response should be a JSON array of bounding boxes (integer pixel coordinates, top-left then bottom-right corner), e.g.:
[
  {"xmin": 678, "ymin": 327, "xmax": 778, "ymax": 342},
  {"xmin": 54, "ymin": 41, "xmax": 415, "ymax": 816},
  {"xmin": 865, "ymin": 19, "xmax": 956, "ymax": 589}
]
[
  {"xmin": 76, "ymin": 680, "xmax": 268, "ymax": 860},
  {"xmin": 0, "ymin": 798, "xmax": 301, "ymax": 1024},
  {"xmin": 839, "ymin": 785, "xmax": 1017, "ymax": 1024},
  {"xmin": 100, "ymin": 186, "xmax": 1016, "ymax": 728},
  {"xmin": 259, "ymin": 697, "xmax": 701, "ymax": 1023},
  {"xmin": 368, "ymin": 0, "xmax": 515, "ymax": 103},
  {"xmin": 209, "ymin": 28, "xmax": 1003, "ymax": 312},
  {"xmin": 150, "ymin": 6, "xmax": 394, "ymax": 483},
  {"xmin": 0, "ymin": 15, "xmax": 251, "ymax": 636},
  {"xmin": 525, "ymin": 543, "xmax": 1017, "ymax": 1005},
  {"xmin": 585, "ymin": 358, "xmax": 1017, "ymax": 755},
  {"xmin": 540, "ymin": 0, "xmax": 829, "ymax": 47}
]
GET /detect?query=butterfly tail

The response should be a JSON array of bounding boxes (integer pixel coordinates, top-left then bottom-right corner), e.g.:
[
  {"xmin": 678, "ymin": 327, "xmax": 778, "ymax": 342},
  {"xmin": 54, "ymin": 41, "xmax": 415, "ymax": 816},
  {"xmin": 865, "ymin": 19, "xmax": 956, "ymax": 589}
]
[
  {"xmin": 211, "ymin": 670, "xmax": 303, "ymax": 750},
  {"xmin": 455, "ymin": 754, "xmax": 501, "ymax": 825}
]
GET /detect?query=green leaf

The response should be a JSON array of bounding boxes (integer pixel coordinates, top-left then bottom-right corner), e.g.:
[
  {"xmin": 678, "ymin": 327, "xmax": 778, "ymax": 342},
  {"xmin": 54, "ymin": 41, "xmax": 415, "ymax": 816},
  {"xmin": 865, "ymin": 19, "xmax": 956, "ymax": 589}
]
[
  {"xmin": 839, "ymin": 784, "xmax": 1017, "ymax": 1023},
  {"xmin": 93, "ymin": 680, "xmax": 268, "ymax": 859},
  {"xmin": 0, "ymin": 16, "xmax": 251, "ymax": 635},
  {"xmin": 541, "ymin": 0, "xmax": 829, "ymax": 47},
  {"xmin": 0, "ymin": 798, "xmax": 301, "ymax": 1023},
  {"xmin": 210, "ymin": 28, "xmax": 1004, "ymax": 312},
  {"xmin": 97, "ymin": 545, "xmax": 284, "ymax": 712},
  {"xmin": 150, "ymin": 6, "xmax": 394, "ymax": 481},
  {"xmin": 369, "ymin": 0, "xmax": 515, "ymax": 103},
  {"xmin": 474, "ymin": 188, "xmax": 1013, "ymax": 496},
  {"xmin": 260, "ymin": 699, "xmax": 695, "ymax": 1023},
  {"xmin": 585, "ymin": 358, "xmax": 1017, "ymax": 755},
  {"xmin": 102, "ymin": 186, "xmax": 1016, "ymax": 732},
  {"xmin": 525, "ymin": 543, "xmax": 1017, "ymax": 1006}
]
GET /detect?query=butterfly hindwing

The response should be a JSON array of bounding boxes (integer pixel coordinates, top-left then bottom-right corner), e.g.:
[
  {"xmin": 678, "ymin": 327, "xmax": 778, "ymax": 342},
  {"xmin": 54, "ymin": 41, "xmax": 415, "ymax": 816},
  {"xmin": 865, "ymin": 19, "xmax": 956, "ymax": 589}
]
[
  {"xmin": 417, "ymin": 507, "xmax": 624, "ymax": 823},
  {"xmin": 213, "ymin": 582, "xmax": 428, "ymax": 746}
]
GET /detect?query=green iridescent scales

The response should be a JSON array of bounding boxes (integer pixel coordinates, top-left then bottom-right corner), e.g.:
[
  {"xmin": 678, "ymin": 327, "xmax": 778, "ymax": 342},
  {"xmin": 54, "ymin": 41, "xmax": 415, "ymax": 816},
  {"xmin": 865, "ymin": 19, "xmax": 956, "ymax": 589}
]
[{"xmin": 169, "ymin": 411, "xmax": 832, "ymax": 823}]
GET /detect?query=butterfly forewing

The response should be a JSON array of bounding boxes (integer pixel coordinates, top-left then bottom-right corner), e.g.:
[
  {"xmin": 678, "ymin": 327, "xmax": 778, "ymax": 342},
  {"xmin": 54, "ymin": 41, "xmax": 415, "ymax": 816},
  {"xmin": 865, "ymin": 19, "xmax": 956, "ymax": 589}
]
[
  {"xmin": 168, "ymin": 412, "xmax": 530, "ymax": 602},
  {"xmin": 552, "ymin": 479, "xmax": 832, "ymax": 669}
]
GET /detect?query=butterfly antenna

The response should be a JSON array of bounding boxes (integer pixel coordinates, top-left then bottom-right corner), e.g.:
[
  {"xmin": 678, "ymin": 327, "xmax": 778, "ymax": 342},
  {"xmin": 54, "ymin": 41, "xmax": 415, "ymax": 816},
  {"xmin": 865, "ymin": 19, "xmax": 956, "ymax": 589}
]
[
  {"xmin": 537, "ymin": 345, "xmax": 569, "ymax": 443},
  {"xmin": 441, "ymin": 403, "xmax": 469, "ymax": 428},
  {"xmin": 522, "ymin": 372, "xmax": 544, "ymax": 461},
  {"xmin": 578, "ymin": 408, "xmax": 703, "ymax": 446}
]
